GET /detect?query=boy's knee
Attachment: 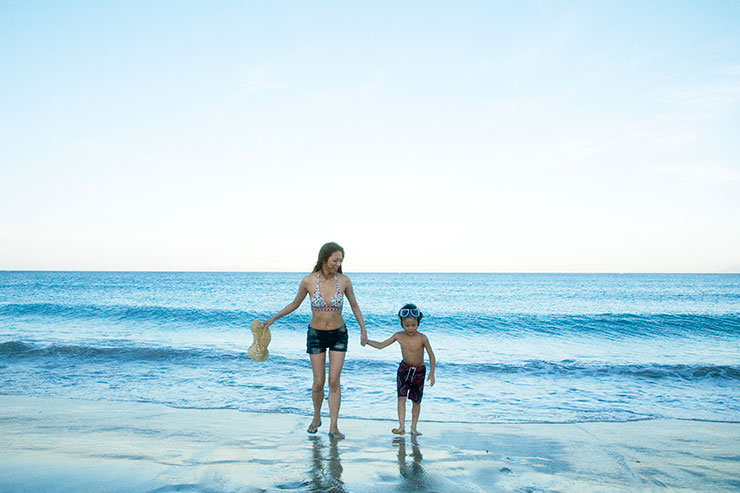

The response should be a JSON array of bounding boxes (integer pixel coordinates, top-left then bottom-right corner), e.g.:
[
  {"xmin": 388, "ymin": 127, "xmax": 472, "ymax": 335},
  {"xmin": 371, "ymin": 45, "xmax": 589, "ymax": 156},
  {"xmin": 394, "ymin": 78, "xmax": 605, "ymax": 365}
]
[
  {"xmin": 312, "ymin": 381, "xmax": 325, "ymax": 392},
  {"xmin": 328, "ymin": 378, "xmax": 341, "ymax": 391}
]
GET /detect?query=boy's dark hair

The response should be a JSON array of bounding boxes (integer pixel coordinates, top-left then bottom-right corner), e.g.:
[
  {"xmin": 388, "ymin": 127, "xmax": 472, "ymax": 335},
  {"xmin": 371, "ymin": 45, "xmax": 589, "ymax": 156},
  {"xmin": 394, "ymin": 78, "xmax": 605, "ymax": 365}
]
[
  {"xmin": 312, "ymin": 242, "xmax": 344, "ymax": 273},
  {"xmin": 398, "ymin": 303, "xmax": 423, "ymax": 325}
]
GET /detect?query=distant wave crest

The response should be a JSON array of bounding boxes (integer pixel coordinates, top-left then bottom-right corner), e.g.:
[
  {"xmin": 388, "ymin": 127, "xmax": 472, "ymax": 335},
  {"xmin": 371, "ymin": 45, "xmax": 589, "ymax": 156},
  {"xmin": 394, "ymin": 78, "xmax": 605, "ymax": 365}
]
[
  {"xmin": 453, "ymin": 359, "xmax": 740, "ymax": 381},
  {"xmin": 0, "ymin": 340, "xmax": 234, "ymax": 362},
  {"xmin": 0, "ymin": 303, "xmax": 252, "ymax": 328},
  {"xmin": 3, "ymin": 303, "xmax": 740, "ymax": 336},
  {"xmin": 4, "ymin": 341, "xmax": 737, "ymax": 382},
  {"xmin": 432, "ymin": 312, "xmax": 740, "ymax": 337}
]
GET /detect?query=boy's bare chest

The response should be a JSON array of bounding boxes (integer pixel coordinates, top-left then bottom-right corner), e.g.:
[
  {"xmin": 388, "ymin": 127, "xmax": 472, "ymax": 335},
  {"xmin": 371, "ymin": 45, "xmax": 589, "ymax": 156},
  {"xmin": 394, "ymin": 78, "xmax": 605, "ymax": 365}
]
[{"xmin": 397, "ymin": 334, "xmax": 423, "ymax": 351}]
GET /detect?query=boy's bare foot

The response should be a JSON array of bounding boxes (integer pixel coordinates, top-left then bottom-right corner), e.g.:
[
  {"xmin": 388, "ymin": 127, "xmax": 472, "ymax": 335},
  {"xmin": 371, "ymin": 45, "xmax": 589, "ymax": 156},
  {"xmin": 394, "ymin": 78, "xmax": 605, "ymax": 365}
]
[
  {"xmin": 392, "ymin": 427, "xmax": 405, "ymax": 435},
  {"xmin": 410, "ymin": 429, "xmax": 422, "ymax": 436}
]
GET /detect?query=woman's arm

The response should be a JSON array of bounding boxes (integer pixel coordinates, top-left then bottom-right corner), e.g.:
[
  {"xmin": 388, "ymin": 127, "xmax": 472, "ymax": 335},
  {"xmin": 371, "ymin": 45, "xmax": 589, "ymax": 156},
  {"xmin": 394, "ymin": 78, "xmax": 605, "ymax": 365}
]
[
  {"xmin": 424, "ymin": 335, "xmax": 436, "ymax": 386},
  {"xmin": 262, "ymin": 281, "xmax": 308, "ymax": 330},
  {"xmin": 344, "ymin": 276, "xmax": 367, "ymax": 345},
  {"xmin": 366, "ymin": 334, "xmax": 397, "ymax": 350}
]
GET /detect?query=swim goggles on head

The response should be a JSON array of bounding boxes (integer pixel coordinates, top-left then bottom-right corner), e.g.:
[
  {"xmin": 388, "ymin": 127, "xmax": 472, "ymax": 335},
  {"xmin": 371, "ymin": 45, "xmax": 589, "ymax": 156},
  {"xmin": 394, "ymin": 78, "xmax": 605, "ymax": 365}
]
[{"xmin": 398, "ymin": 308, "xmax": 420, "ymax": 319}]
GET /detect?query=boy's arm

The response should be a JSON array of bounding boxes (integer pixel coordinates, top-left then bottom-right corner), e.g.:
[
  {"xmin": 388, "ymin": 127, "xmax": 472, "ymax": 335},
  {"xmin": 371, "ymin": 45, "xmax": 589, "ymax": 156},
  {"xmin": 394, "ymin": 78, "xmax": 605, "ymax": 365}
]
[
  {"xmin": 424, "ymin": 335, "xmax": 436, "ymax": 386},
  {"xmin": 366, "ymin": 333, "xmax": 397, "ymax": 350}
]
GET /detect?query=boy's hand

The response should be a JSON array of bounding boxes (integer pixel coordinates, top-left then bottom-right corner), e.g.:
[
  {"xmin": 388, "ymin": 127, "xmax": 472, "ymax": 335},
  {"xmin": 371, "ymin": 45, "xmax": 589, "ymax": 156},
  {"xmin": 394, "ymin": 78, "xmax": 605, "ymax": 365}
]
[
  {"xmin": 427, "ymin": 373, "xmax": 435, "ymax": 386},
  {"xmin": 360, "ymin": 332, "xmax": 367, "ymax": 346}
]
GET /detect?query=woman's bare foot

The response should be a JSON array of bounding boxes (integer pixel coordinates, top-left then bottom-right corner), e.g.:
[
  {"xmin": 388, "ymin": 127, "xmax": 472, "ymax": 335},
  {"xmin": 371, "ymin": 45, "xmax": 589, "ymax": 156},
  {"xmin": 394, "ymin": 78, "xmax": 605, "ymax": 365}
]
[
  {"xmin": 328, "ymin": 430, "xmax": 345, "ymax": 440},
  {"xmin": 410, "ymin": 429, "xmax": 422, "ymax": 436},
  {"xmin": 392, "ymin": 427, "xmax": 405, "ymax": 435}
]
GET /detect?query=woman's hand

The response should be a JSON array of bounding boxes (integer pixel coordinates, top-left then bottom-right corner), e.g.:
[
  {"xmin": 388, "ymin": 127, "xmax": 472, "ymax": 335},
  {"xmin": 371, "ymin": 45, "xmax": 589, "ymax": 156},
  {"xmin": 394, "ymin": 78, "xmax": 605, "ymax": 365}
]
[
  {"xmin": 261, "ymin": 319, "xmax": 272, "ymax": 330},
  {"xmin": 360, "ymin": 330, "xmax": 367, "ymax": 346}
]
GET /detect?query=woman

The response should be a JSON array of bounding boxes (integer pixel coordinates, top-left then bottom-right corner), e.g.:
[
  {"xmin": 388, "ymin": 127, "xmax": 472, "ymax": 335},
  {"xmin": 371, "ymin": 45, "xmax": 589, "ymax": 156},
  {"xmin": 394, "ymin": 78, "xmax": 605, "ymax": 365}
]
[{"xmin": 262, "ymin": 242, "xmax": 367, "ymax": 439}]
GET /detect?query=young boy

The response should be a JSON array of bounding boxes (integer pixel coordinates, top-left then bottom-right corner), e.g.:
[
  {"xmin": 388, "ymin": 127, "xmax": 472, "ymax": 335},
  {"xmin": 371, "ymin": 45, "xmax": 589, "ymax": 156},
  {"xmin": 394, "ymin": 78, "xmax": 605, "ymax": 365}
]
[{"xmin": 366, "ymin": 303, "xmax": 436, "ymax": 436}]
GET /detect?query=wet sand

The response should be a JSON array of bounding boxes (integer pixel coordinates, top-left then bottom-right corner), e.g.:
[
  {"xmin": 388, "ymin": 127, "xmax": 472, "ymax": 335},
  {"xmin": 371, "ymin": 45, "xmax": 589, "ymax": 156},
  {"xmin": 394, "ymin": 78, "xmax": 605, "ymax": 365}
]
[{"xmin": 1, "ymin": 395, "xmax": 738, "ymax": 492}]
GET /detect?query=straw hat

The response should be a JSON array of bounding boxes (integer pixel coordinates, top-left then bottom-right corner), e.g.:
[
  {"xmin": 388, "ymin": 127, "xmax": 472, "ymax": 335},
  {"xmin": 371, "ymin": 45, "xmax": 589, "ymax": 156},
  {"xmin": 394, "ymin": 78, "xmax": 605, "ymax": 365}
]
[{"xmin": 248, "ymin": 319, "xmax": 271, "ymax": 362}]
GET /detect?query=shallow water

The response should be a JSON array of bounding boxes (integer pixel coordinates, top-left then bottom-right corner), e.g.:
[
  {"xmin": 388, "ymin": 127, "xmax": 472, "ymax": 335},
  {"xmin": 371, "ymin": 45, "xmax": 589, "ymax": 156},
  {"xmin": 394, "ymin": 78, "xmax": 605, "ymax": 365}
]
[{"xmin": 1, "ymin": 271, "xmax": 739, "ymax": 423}]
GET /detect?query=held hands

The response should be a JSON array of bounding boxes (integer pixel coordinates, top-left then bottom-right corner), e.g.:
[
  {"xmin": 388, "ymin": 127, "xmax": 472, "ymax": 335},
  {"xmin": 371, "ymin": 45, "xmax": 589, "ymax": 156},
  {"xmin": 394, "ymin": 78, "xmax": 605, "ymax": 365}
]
[
  {"xmin": 360, "ymin": 330, "xmax": 367, "ymax": 346},
  {"xmin": 427, "ymin": 373, "xmax": 435, "ymax": 386}
]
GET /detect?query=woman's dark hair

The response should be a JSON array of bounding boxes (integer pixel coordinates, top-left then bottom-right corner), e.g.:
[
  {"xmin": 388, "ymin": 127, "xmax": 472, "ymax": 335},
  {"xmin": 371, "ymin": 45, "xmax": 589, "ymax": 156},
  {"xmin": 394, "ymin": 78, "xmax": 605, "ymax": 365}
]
[{"xmin": 312, "ymin": 242, "xmax": 345, "ymax": 273}]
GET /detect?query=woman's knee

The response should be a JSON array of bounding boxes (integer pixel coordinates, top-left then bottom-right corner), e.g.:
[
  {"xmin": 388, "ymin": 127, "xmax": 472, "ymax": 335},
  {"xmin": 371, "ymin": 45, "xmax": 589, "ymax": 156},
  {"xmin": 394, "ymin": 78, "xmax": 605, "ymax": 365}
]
[
  {"xmin": 312, "ymin": 378, "xmax": 325, "ymax": 392},
  {"xmin": 328, "ymin": 376, "xmax": 341, "ymax": 392}
]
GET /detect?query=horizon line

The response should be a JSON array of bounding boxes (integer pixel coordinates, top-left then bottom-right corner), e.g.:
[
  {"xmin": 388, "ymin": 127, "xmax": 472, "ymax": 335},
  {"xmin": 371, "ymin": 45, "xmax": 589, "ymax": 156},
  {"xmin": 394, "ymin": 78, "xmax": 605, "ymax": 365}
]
[{"xmin": 2, "ymin": 269, "xmax": 739, "ymax": 275}]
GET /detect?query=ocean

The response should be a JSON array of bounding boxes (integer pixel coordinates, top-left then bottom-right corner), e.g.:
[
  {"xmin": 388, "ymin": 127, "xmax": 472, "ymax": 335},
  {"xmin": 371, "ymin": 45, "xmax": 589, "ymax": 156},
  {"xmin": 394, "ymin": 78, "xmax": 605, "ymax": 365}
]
[{"xmin": 1, "ymin": 271, "xmax": 739, "ymax": 425}]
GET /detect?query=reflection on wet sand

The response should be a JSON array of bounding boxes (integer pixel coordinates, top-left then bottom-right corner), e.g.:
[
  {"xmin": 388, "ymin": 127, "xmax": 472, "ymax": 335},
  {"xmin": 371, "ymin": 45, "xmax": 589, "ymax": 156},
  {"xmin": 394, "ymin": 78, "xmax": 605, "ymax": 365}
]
[
  {"xmin": 394, "ymin": 435, "xmax": 430, "ymax": 490},
  {"xmin": 307, "ymin": 435, "xmax": 345, "ymax": 492}
]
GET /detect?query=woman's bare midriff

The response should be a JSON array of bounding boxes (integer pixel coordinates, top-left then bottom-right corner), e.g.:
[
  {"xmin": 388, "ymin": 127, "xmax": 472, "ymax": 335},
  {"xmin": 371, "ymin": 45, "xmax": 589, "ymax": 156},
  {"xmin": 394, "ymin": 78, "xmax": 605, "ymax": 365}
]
[{"xmin": 310, "ymin": 311, "xmax": 345, "ymax": 331}]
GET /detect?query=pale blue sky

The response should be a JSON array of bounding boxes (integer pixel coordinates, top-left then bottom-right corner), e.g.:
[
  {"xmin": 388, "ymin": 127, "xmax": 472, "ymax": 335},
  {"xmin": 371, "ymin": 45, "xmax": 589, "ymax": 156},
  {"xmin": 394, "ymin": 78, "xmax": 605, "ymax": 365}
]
[{"xmin": 2, "ymin": 1, "xmax": 739, "ymax": 272}]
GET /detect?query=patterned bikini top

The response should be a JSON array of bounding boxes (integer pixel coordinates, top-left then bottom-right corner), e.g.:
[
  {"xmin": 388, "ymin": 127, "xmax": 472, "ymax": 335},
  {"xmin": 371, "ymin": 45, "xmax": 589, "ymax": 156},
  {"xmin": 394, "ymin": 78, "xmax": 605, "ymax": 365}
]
[{"xmin": 311, "ymin": 273, "xmax": 343, "ymax": 312}]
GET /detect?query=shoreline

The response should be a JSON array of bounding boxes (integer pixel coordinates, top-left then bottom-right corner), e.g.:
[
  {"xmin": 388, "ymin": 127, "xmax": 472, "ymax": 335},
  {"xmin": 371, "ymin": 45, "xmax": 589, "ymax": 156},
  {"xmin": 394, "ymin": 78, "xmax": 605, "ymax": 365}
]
[
  {"xmin": 2, "ymin": 395, "xmax": 739, "ymax": 492},
  {"xmin": 17, "ymin": 394, "xmax": 740, "ymax": 427}
]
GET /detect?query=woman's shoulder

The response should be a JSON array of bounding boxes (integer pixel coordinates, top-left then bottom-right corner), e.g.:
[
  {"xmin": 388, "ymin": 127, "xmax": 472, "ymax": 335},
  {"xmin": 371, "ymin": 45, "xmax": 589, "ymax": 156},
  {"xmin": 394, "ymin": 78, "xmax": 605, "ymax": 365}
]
[{"xmin": 301, "ymin": 272, "xmax": 318, "ymax": 284}]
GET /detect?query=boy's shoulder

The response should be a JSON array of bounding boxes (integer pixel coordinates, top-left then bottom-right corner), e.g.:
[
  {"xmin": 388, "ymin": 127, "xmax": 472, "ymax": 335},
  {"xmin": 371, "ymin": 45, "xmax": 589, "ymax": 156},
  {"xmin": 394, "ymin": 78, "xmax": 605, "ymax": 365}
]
[
  {"xmin": 413, "ymin": 331, "xmax": 430, "ymax": 344},
  {"xmin": 396, "ymin": 331, "xmax": 427, "ymax": 341}
]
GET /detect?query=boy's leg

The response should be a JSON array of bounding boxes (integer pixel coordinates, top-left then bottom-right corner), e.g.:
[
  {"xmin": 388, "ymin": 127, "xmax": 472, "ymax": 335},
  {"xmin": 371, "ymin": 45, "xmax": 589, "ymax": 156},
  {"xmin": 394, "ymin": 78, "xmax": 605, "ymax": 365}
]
[
  {"xmin": 393, "ymin": 397, "xmax": 406, "ymax": 434},
  {"xmin": 327, "ymin": 350, "xmax": 346, "ymax": 438},
  {"xmin": 309, "ymin": 352, "xmax": 326, "ymax": 429},
  {"xmin": 410, "ymin": 401, "xmax": 421, "ymax": 435}
]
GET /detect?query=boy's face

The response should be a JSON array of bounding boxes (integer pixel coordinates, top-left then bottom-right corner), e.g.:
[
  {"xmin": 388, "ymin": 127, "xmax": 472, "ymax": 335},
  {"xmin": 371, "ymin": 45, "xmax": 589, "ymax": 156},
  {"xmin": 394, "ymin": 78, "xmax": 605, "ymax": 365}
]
[{"xmin": 401, "ymin": 317, "xmax": 419, "ymax": 334}]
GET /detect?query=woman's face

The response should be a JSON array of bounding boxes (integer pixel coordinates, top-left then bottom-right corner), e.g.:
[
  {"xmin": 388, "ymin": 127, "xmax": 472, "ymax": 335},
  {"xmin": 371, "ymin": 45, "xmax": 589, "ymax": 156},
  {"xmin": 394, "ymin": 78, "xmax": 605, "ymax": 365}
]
[{"xmin": 324, "ymin": 251, "xmax": 343, "ymax": 273}]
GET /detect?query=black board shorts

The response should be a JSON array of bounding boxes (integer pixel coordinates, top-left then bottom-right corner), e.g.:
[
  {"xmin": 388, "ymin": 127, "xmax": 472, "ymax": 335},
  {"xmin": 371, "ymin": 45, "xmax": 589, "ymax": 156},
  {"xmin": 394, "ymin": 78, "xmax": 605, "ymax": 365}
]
[{"xmin": 306, "ymin": 324, "xmax": 348, "ymax": 354}]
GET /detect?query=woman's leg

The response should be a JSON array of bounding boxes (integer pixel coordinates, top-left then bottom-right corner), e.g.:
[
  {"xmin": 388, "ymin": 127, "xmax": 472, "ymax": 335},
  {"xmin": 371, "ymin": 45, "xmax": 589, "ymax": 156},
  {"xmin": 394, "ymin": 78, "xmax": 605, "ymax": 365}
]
[
  {"xmin": 309, "ymin": 352, "xmax": 327, "ymax": 428},
  {"xmin": 327, "ymin": 350, "xmax": 346, "ymax": 437}
]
